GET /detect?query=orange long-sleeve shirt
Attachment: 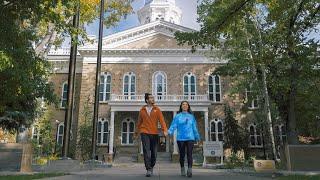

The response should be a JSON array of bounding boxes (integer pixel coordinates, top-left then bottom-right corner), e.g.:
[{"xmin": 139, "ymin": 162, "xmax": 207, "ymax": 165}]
[{"xmin": 136, "ymin": 105, "xmax": 168, "ymax": 135}]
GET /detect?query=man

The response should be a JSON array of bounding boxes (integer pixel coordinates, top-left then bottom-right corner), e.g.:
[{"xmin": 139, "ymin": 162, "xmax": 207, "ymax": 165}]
[{"xmin": 135, "ymin": 93, "xmax": 168, "ymax": 177}]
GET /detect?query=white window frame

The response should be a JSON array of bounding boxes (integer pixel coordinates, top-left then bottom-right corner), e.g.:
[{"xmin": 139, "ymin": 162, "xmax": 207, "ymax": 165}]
[
  {"xmin": 152, "ymin": 71, "xmax": 167, "ymax": 100},
  {"xmin": 123, "ymin": 72, "xmax": 136, "ymax": 100},
  {"xmin": 121, "ymin": 118, "xmax": 135, "ymax": 145},
  {"xmin": 56, "ymin": 123, "xmax": 64, "ymax": 145},
  {"xmin": 97, "ymin": 118, "xmax": 109, "ymax": 146},
  {"xmin": 60, "ymin": 82, "xmax": 68, "ymax": 108},
  {"xmin": 99, "ymin": 72, "xmax": 112, "ymax": 102},
  {"xmin": 31, "ymin": 125, "xmax": 40, "ymax": 143},
  {"xmin": 248, "ymin": 124, "xmax": 263, "ymax": 148},
  {"xmin": 183, "ymin": 72, "xmax": 197, "ymax": 99},
  {"xmin": 209, "ymin": 119, "xmax": 224, "ymax": 142},
  {"xmin": 275, "ymin": 124, "xmax": 287, "ymax": 144},
  {"xmin": 208, "ymin": 74, "xmax": 222, "ymax": 102},
  {"xmin": 246, "ymin": 84, "xmax": 259, "ymax": 109}
]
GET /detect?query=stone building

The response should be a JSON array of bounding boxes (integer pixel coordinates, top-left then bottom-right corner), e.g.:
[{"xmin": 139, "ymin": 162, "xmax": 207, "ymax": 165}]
[{"xmin": 29, "ymin": 0, "xmax": 284, "ymax": 163}]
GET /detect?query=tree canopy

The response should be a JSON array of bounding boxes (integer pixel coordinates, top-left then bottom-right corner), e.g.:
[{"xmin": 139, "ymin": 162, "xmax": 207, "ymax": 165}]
[
  {"xmin": 0, "ymin": 0, "xmax": 133, "ymax": 131},
  {"xmin": 176, "ymin": 0, "xmax": 319, "ymax": 143}
]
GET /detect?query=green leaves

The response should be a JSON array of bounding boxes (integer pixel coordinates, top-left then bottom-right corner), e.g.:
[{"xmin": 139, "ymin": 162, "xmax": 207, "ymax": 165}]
[{"xmin": 175, "ymin": 0, "xmax": 320, "ymax": 140}]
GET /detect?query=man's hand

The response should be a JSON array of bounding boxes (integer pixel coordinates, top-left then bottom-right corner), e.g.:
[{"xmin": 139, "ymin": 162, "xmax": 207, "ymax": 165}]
[
  {"xmin": 163, "ymin": 131, "xmax": 168, "ymax": 137},
  {"xmin": 134, "ymin": 132, "xmax": 139, "ymax": 139}
]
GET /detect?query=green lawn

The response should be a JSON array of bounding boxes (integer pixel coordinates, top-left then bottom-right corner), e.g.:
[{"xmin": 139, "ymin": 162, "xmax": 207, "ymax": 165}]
[
  {"xmin": 0, "ymin": 173, "xmax": 66, "ymax": 180},
  {"xmin": 278, "ymin": 175, "xmax": 320, "ymax": 180}
]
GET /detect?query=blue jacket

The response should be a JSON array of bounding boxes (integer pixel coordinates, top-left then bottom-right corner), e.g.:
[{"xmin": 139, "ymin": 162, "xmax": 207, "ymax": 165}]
[{"xmin": 168, "ymin": 112, "xmax": 200, "ymax": 141}]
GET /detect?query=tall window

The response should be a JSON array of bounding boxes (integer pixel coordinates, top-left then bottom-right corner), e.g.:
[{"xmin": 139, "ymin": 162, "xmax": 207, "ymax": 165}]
[
  {"xmin": 121, "ymin": 118, "xmax": 135, "ymax": 145},
  {"xmin": 208, "ymin": 75, "xmax": 221, "ymax": 102},
  {"xmin": 183, "ymin": 72, "xmax": 196, "ymax": 99},
  {"xmin": 99, "ymin": 72, "xmax": 112, "ymax": 101},
  {"xmin": 246, "ymin": 84, "xmax": 259, "ymax": 109},
  {"xmin": 61, "ymin": 82, "xmax": 68, "ymax": 108},
  {"xmin": 274, "ymin": 124, "xmax": 286, "ymax": 159},
  {"xmin": 152, "ymin": 71, "xmax": 167, "ymax": 100},
  {"xmin": 97, "ymin": 118, "xmax": 109, "ymax": 145},
  {"xmin": 274, "ymin": 124, "xmax": 287, "ymax": 144},
  {"xmin": 123, "ymin": 72, "xmax": 136, "ymax": 99},
  {"xmin": 57, "ymin": 123, "xmax": 64, "ymax": 145},
  {"xmin": 31, "ymin": 125, "xmax": 40, "ymax": 143},
  {"xmin": 249, "ymin": 124, "xmax": 262, "ymax": 147},
  {"xmin": 209, "ymin": 119, "xmax": 223, "ymax": 141}
]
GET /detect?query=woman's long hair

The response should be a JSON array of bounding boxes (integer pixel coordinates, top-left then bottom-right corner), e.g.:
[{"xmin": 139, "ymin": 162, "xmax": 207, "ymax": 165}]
[{"xmin": 178, "ymin": 101, "xmax": 193, "ymax": 114}]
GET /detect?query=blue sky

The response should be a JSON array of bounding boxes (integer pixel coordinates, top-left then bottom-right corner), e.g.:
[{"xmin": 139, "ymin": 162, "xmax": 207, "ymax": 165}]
[{"xmin": 85, "ymin": 0, "xmax": 200, "ymax": 37}]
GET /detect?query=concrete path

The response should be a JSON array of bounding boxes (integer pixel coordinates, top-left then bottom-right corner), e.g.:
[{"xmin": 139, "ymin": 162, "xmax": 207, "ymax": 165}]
[{"xmin": 43, "ymin": 163, "xmax": 273, "ymax": 180}]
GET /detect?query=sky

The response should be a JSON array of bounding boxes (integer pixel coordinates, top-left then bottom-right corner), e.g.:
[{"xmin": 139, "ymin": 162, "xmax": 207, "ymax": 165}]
[{"xmin": 85, "ymin": 0, "xmax": 200, "ymax": 37}]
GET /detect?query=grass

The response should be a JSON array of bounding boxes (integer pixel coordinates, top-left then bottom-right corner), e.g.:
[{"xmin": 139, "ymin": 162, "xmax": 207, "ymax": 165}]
[
  {"xmin": 277, "ymin": 175, "xmax": 320, "ymax": 180},
  {"xmin": 0, "ymin": 173, "xmax": 67, "ymax": 180}
]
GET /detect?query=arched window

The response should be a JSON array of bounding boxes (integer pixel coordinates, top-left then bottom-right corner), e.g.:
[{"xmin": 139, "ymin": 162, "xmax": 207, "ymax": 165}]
[
  {"xmin": 152, "ymin": 71, "xmax": 167, "ymax": 100},
  {"xmin": 246, "ymin": 84, "xmax": 259, "ymax": 109},
  {"xmin": 121, "ymin": 118, "xmax": 135, "ymax": 145},
  {"xmin": 57, "ymin": 123, "xmax": 64, "ymax": 145},
  {"xmin": 183, "ymin": 72, "xmax": 196, "ymax": 99},
  {"xmin": 99, "ymin": 72, "xmax": 112, "ymax": 101},
  {"xmin": 208, "ymin": 74, "xmax": 221, "ymax": 102},
  {"xmin": 31, "ymin": 125, "xmax": 40, "ymax": 143},
  {"xmin": 249, "ymin": 124, "xmax": 262, "ymax": 147},
  {"xmin": 123, "ymin": 72, "xmax": 136, "ymax": 99},
  {"xmin": 274, "ymin": 124, "xmax": 286, "ymax": 144},
  {"xmin": 209, "ymin": 119, "xmax": 223, "ymax": 141},
  {"xmin": 97, "ymin": 118, "xmax": 109, "ymax": 145},
  {"xmin": 61, "ymin": 82, "xmax": 68, "ymax": 108}
]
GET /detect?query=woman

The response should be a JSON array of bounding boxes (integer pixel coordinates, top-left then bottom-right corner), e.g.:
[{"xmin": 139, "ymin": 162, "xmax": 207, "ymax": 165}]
[{"xmin": 168, "ymin": 101, "xmax": 200, "ymax": 177}]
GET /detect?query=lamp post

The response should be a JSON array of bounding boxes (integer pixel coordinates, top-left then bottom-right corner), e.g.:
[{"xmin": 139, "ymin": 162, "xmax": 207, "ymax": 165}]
[
  {"xmin": 92, "ymin": 0, "xmax": 105, "ymax": 161},
  {"xmin": 54, "ymin": 120, "xmax": 60, "ymax": 155}
]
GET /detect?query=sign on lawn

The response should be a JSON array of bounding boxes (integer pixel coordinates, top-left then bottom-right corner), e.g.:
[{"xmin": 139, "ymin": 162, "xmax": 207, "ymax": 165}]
[{"xmin": 203, "ymin": 141, "xmax": 223, "ymax": 157}]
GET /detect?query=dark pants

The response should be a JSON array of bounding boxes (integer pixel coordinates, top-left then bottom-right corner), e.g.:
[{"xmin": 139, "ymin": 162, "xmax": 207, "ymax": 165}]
[
  {"xmin": 141, "ymin": 133, "xmax": 159, "ymax": 170},
  {"xmin": 177, "ymin": 141, "xmax": 194, "ymax": 168}
]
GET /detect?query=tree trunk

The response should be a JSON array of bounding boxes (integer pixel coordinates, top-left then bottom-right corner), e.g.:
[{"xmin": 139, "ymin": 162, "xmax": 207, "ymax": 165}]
[{"xmin": 287, "ymin": 61, "xmax": 299, "ymax": 144}]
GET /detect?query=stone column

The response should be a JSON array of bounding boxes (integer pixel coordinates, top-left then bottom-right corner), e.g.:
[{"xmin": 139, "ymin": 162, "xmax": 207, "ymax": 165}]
[
  {"xmin": 204, "ymin": 110, "xmax": 209, "ymax": 141},
  {"xmin": 203, "ymin": 110, "xmax": 209, "ymax": 167},
  {"xmin": 108, "ymin": 111, "xmax": 115, "ymax": 162},
  {"xmin": 173, "ymin": 111, "xmax": 178, "ymax": 154}
]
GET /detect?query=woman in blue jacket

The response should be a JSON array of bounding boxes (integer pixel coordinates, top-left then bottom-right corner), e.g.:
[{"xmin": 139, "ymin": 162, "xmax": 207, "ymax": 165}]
[{"xmin": 168, "ymin": 101, "xmax": 200, "ymax": 177}]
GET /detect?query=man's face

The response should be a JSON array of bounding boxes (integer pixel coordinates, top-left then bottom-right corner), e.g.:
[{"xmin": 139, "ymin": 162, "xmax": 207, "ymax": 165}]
[{"xmin": 147, "ymin": 95, "xmax": 155, "ymax": 105}]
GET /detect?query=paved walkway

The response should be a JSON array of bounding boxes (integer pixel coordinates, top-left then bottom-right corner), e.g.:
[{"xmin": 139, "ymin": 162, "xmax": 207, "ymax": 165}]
[{"xmin": 44, "ymin": 163, "xmax": 273, "ymax": 180}]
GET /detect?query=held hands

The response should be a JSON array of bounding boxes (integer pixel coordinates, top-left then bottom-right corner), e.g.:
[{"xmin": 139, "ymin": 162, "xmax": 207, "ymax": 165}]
[{"xmin": 163, "ymin": 131, "xmax": 168, "ymax": 137}]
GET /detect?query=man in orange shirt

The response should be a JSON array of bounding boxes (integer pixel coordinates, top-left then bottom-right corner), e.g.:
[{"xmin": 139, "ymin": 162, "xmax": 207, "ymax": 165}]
[{"xmin": 135, "ymin": 93, "xmax": 168, "ymax": 177}]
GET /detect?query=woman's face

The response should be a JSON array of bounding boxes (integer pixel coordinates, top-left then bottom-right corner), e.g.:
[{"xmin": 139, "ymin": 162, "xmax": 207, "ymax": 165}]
[{"xmin": 181, "ymin": 102, "xmax": 189, "ymax": 112}]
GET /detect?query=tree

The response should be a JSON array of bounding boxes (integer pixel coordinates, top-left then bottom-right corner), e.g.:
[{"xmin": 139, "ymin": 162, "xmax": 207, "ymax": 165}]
[
  {"xmin": 224, "ymin": 105, "xmax": 248, "ymax": 154},
  {"xmin": 175, "ymin": 0, "xmax": 319, "ymax": 144},
  {"xmin": 0, "ymin": 0, "xmax": 133, "ymax": 131}
]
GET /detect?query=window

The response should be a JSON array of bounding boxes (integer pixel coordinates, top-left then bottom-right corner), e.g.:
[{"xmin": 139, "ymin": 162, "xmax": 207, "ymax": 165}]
[
  {"xmin": 99, "ymin": 72, "xmax": 112, "ymax": 101},
  {"xmin": 208, "ymin": 75, "xmax": 221, "ymax": 102},
  {"xmin": 61, "ymin": 82, "xmax": 68, "ymax": 108},
  {"xmin": 152, "ymin": 71, "xmax": 167, "ymax": 100},
  {"xmin": 57, "ymin": 123, "xmax": 64, "ymax": 145},
  {"xmin": 31, "ymin": 125, "xmax": 40, "ymax": 143},
  {"xmin": 249, "ymin": 124, "xmax": 262, "ymax": 148},
  {"xmin": 209, "ymin": 119, "xmax": 223, "ymax": 141},
  {"xmin": 123, "ymin": 72, "xmax": 136, "ymax": 99},
  {"xmin": 97, "ymin": 118, "xmax": 109, "ymax": 145},
  {"xmin": 274, "ymin": 124, "xmax": 287, "ymax": 144},
  {"xmin": 183, "ymin": 72, "xmax": 196, "ymax": 99},
  {"xmin": 246, "ymin": 84, "xmax": 259, "ymax": 109},
  {"xmin": 121, "ymin": 118, "xmax": 135, "ymax": 145}
]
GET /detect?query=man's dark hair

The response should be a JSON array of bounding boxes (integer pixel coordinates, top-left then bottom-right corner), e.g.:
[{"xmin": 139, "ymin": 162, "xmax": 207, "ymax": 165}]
[{"xmin": 145, "ymin": 93, "xmax": 151, "ymax": 103}]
